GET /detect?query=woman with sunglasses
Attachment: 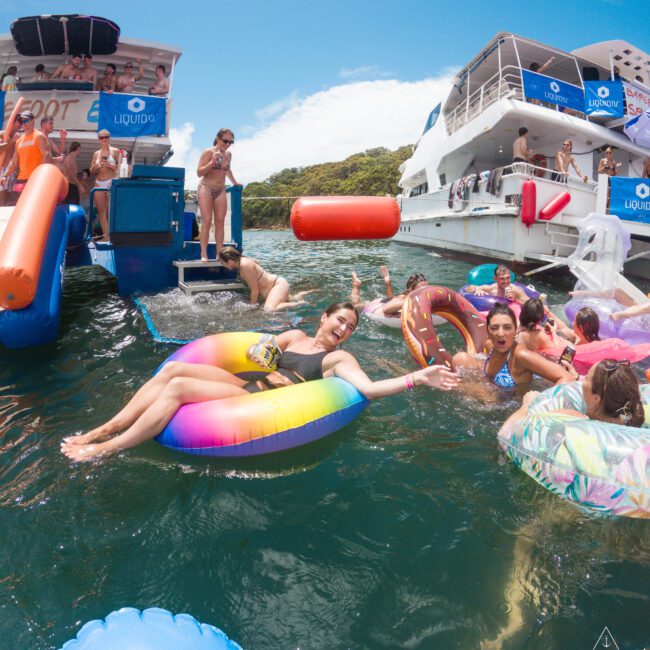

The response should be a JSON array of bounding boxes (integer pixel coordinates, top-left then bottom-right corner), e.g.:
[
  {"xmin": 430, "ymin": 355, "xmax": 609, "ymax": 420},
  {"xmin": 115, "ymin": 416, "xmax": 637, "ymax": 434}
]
[
  {"xmin": 197, "ymin": 128, "xmax": 240, "ymax": 261},
  {"xmin": 218, "ymin": 246, "xmax": 313, "ymax": 311},
  {"xmin": 597, "ymin": 147, "xmax": 622, "ymax": 177},
  {"xmin": 350, "ymin": 267, "xmax": 428, "ymax": 316},
  {"xmin": 89, "ymin": 129, "xmax": 121, "ymax": 242},
  {"xmin": 61, "ymin": 301, "xmax": 459, "ymax": 461},
  {"xmin": 552, "ymin": 140, "xmax": 588, "ymax": 183},
  {"xmin": 452, "ymin": 302, "xmax": 575, "ymax": 393}
]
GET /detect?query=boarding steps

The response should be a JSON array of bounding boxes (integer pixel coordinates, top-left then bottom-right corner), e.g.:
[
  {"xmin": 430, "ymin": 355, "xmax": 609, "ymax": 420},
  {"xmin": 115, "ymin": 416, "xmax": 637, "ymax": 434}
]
[{"xmin": 173, "ymin": 260, "xmax": 244, "ymax": 296}]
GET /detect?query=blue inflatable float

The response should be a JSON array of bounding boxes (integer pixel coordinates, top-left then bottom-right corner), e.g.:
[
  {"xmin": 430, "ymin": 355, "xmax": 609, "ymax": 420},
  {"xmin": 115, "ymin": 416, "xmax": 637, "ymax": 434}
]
[{"xmin": 60, "ymin": 607, "xmax": 241, "ymax": 650}]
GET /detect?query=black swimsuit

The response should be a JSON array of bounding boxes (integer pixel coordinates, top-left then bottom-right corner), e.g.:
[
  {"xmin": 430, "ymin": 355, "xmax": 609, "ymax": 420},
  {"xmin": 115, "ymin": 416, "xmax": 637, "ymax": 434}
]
[{"xmin": 244, "ymin": 350, "xmax": 331, "ymax": 393}]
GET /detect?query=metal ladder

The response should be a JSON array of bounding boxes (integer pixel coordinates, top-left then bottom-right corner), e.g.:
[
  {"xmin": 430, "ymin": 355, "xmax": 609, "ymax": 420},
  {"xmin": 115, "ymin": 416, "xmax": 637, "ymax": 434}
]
[{"xmin": 173, "ymin": 260, "xmax": 244, "ymax": 296}]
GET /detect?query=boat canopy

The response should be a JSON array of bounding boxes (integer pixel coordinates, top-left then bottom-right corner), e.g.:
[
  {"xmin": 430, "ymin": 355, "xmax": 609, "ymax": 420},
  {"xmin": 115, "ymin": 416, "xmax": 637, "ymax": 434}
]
[{"xmin": 10, "ymin": 15, "xmax": 120, "ymax": 56}]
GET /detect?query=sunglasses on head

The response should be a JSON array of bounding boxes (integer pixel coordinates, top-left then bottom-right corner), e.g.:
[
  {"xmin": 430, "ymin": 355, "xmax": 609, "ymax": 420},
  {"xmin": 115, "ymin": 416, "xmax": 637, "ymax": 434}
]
[
  {"xmin": 98, "ymin": 135, "xmax": 109, "ymax": 140},
  {"xmin": 221, "ymin": 138, "xmax": 234, "ymax": 145}
]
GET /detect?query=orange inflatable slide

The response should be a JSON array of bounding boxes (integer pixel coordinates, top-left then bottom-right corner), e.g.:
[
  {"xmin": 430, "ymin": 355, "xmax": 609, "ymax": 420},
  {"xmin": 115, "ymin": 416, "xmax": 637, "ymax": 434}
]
[{"xmin": 0, "ymin": 164, "xmax": 68, "ymax": 310}]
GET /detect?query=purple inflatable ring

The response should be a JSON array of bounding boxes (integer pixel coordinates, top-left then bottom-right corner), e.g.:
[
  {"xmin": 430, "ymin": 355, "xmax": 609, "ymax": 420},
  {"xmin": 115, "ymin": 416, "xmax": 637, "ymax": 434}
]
[{"xmin": 459, "ymin": 282, "xmax": 540, "ymax": 312}]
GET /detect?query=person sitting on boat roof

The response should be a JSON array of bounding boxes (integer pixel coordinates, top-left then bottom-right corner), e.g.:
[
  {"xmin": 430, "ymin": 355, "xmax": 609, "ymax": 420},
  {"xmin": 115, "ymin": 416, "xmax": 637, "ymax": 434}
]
[
  {"xmin": 78, "ymin": 54, "xmax": 98, "ymax": 85},
  {"xmin": 40, "ymin": 116, "xmax": 67, "ymax": 165},
  {"xmin": 464, "ymin": 263, "xmax": 529, "ymax": 305},
  {"xmin": 148, "ymin": 65, "xmax": 170, "ymax": 96},
  {"xmin": 218, "ymin": 246, "xmax": 315, "ymax": 311},
  {"xmin": 349, "ymin": 267, "xmax": 427, "ymax": 316},
  {"xmin": 512, "ymin": 127, "xmax": 532, "ymax": 171},
  {"xmin": 117, "ymin": 59, "xmax": 144, "ymax": 93},
  {"xmin": 452, "ymin": 302, "xmax": 575, "ymax": 395},
  {"xmin": 97, "ymin": 63, "xmax": 117, "ymax": 92},
  {"xmin": 598, "ymin": 147, "xmax": 622, "ymax": 177},
  {"xmin": 552, "ymin": 139, "xmax": 588, "ymax": 183},
  {"xmin": 1, "ymin": 66, "xmax": 18, "ymax": 91},
  {"xmin": 0, "ymin": 111, "xmax": 50, "ymax": 204},
  {"xmin": 52, "ymin": 54, "xmax": 83, "ymax": 80},
  {"xmin": 31, "ymin": 64, "xmax": 51, "ymax": 81},
  {"xmin": 60, "ymin": 301, "xmax": 459, "ymax": 461}
]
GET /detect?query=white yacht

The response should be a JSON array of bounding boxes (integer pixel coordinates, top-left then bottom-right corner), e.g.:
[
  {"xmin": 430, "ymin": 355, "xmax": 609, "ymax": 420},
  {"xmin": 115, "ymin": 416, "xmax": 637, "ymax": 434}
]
[
  {"xmin": 396, "ymin": 33, "xmax": 650, "ymax": 278},
  {"xmin": 0, "ymin": 14, "xmax": 181, "ymax": 169}
]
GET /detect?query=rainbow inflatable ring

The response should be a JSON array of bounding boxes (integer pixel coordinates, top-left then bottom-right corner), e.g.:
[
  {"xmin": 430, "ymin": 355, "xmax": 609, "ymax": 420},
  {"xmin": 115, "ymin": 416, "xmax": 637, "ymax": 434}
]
[{"xmin": 154, "ymin": 332, "xmax": 369, "ymax": 457}]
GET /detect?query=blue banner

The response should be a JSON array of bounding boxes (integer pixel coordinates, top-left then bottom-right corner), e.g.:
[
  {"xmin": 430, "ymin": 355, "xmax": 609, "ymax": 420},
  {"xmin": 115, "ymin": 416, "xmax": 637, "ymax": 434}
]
[
  {"xmin": 0, "ymin": 91, "xmax": 5, "ymax": 129},
  {"xmin": 98, "ymin": 92, "xmax": 166, "ymax": 137},
  {"xmin": 610, "ymin": 177, "xmax": 650, "ymax": 223},
  {"xmin": 584, "ymin": 81, "xmax": 624, "ymax": 117},
  {"xmin": 522, "ymin": 70, "xmax": 584, "ymax": 112}
]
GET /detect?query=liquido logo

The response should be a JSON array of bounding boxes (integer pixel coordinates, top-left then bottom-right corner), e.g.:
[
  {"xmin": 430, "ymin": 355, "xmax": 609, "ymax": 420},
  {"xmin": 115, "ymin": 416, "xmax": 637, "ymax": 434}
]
[
  {"xmin": 113, "ymin": 96, "xmax": 157, "ymax": 126},
  {"xmin": 591, "ymin": 84, "xmax": 618, "ymax": 109},
  {"xmin": 550, "ymin": 81, "xmax": 560, "ymax": 93},
  {"xmin": 623, "ymin": 182, "xmax": 650, "ymax": 212},
  {"xmin": 597, "ymin": 86, "xmax": 610, "ymax": 99}
]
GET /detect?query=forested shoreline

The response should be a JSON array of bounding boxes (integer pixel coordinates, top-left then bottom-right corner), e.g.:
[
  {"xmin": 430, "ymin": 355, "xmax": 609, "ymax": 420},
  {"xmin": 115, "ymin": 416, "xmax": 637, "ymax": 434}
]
[{"xmin": 241, "ymin": 145, "xmax": 412, "ymax": 229}]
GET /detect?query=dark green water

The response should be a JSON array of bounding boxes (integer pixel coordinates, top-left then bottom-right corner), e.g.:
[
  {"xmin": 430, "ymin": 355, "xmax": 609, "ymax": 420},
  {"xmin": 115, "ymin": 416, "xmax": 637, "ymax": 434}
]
[{"xmin": 1, "ymin": 231, "xmax": 649, "ymax": 649}]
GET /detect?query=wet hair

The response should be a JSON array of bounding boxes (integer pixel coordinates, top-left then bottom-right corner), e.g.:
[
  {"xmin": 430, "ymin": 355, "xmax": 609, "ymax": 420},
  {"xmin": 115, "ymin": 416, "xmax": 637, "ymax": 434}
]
[
  {"xmin": 519, "ymin": 298, "xmax": 545, "ymax": 330},
  {"xmin": 156, "ymin": 64, "xmax": 166, "ymax": 74},
  {"xmin": 218, "ymin": 246, "xmax": 242, "ymax": 264},
  {"xmin": 575, "ymin": 307, "xmax": 600, "ymax": 342},
  {"xmin": 406, "ymin": 273, "xmax": 427, "ymax": 292},
  {"xmin": 324, "ymin": 301, "xmax": 359, "ymax": 326},
  {"xmin": 591, "ymin": 361, "xmax": 644, "ymax": 427},
  {"xmin": 518, "ymin": 127, "xmax": 528, "ymax": 137},
  {"xmin": 494, "ymin": 263, "xmax": 511, "ymax": 277},
  {"xmin": 486, "ymin": 302, "xmax": 517, "ymax": 328},
  {"xmin": 35, "ymin": 64, "xmax": 45, "ymax": 72},
  {"xmin": 105, "ymin": 63, "xmax": 116, "ymax": 73},
  {"xmin": 69, "ymin": 142, "xmax": 81, "ymax": 153},
  {"xmin": 213, "ymin": 128, "xmax": 234, "ymax": 146}
]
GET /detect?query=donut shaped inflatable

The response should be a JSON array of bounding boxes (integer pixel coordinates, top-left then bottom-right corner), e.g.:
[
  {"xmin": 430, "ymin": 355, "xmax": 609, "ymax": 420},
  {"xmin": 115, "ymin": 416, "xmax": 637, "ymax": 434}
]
[
  {"xmin": 499, "ymin": 382, "xmax": 650, "ymax": 518},
  {"xmin": 401, "ymin": 285, "xmax": 487, "ymax": 368},
  {"xmin": 61, "ymin": 607, "xmax": 241, "ymax": 649},
  {"xmin": 155, "ymin": 332, "xmax": 369, "ymax": 457},
  {"xmin": 363, "ymin": 297, "xmax": 445, "ymax": 329},
  {"xmin": 565, "ymin": 298, "xmax": 650, "ymax": 345}
]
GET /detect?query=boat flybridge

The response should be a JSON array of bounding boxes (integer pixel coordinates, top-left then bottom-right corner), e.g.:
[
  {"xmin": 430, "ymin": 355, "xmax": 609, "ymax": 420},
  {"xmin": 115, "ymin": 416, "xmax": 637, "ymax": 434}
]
[
  {"xmin": 396, "ymin": 33, "xmax": 650, "ymax": 279},
  {"xmin": 0, "ymin": 14, "xmax": 181, "ymax": 169}
]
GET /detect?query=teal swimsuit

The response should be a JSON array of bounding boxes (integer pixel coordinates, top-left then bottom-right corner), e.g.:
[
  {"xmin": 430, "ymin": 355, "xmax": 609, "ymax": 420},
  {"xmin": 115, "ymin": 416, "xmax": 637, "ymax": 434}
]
[{"xmin": 484, "ymin": 349, "xmax": 517, "ymax": 389}]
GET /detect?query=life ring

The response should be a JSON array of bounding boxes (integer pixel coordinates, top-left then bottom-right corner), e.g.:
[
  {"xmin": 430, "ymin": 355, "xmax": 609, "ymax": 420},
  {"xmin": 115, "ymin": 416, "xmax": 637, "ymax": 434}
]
[
  {"xmin": 532, "ymin": 153, "xmax": 547, "ymax": 177},
  {"xmin": 459, "ymin": 282, "xmax": 539, "ymax": 313},
  {"xmin": 498, "ymin": 381, "xmax": 650, "ymax": 518},
  {"xmin": 154, "ymin": 332, "xmax": 369, "ymax": 457},
  {"xmin": 401, "ymin": 285, "xmax": 487, "ymax": 368},
  {"xmin": 363, "ymin": 297, "xmax": 446, "ymax": 329},
  {"xmin": 61, "ymin": 607, "xmax": 241, "ymax": 649}
]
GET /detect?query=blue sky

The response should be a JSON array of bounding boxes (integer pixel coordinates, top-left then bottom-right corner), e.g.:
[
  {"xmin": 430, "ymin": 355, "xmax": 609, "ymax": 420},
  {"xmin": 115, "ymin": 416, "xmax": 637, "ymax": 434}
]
[{"xmin": 1, "ymin": 0, "xmax": 648, "ymax": 184}]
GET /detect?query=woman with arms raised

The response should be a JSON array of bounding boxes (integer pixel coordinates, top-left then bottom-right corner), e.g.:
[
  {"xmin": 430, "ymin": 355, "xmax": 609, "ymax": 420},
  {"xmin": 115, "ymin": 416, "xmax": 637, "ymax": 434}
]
[{"xmin": 61, "ymin": 303, "xmax": 459, "ymax": 461}]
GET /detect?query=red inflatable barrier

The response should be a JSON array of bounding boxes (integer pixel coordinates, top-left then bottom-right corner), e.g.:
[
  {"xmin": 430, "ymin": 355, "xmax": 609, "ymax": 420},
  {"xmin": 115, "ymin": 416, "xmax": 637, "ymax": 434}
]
[
  {"xmin": 291, "ymin": 196, "xmax": 400, "ymax": 241},
  {"xmin": 520, "ymin": 180, "xmax": 536, "ymax": 227},
  {"xmin": 538, "ymin": 191, "xmax": 571, "ymax": 221},
  {"xmin": 0, "ymin": 164, "xmax": 68, "ymax": 310}
]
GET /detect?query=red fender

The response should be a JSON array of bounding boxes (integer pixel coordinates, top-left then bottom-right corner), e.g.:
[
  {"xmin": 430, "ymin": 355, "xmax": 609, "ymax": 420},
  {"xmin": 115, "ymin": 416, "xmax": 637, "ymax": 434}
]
[
  {"xmin": 538, "ymin": 191, "xmax": 571, "ymax": 221},
  {"xmin": 521, "ymin": 180, "xmax": 536, "ymax": 227},
  {"xmin": 290, "ymin": 196, "xmax": 400, "ymax": 241}
]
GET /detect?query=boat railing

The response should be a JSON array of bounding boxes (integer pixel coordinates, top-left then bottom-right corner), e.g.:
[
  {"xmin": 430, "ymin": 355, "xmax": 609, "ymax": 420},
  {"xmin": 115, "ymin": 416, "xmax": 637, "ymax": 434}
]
[
  {"xmin": 444, "ymin": 65, "xmax": 590, "ymax": 136},
  {"xmin": 500, "ymin": 162, "xmax": 598, "ymax": 189}
]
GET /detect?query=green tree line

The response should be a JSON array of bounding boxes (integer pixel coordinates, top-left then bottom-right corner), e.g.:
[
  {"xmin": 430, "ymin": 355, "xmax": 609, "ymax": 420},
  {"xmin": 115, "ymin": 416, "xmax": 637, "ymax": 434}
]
[{"xmin": 242, "ymin": 145, "xmax": 412, "ymax": 229}]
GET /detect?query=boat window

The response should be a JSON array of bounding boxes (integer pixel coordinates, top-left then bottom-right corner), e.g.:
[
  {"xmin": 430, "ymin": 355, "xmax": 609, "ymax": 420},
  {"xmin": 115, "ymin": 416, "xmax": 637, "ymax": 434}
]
[{"xmin": 422, "ymin": 103, "xmax": 441, "ymax": 135}]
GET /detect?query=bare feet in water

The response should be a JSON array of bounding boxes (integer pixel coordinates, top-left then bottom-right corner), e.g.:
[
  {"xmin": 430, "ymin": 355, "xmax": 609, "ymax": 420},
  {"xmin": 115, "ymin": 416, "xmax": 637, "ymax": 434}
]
[
  {"xmin": 380, "ymin": 265, "xmax": 390, "ymax": 283},
  {"xmin": 351, "ymin": 271, "xmax": 361, "ymax": 290},
  {"xmin": 61, "ymin": 440, "xmax": 115, "ymax": 462}
]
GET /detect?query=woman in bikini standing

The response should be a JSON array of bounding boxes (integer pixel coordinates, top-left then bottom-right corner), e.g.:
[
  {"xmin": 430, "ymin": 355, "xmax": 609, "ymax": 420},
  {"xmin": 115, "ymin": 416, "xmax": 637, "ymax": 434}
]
[
  {"xmin": 89, "ymin": 129, "xmax": 121, "ymax": 242},
  {"xmin": 197, "ymin": 128, "xmax": 240, "ymax": 261},
  {"xmin": 218, "ymin": 246, "xmax": 313, "ymax": 311}
]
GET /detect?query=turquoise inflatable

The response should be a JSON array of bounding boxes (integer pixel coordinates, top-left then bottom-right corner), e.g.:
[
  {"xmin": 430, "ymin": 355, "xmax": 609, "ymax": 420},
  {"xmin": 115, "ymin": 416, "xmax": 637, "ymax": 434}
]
[
  {"xmin": 60, "ymin": 607, "xmax": 241, "ymax": 650},
  {"xmin": 466, "ymin": 263, "xmax": 515, "ymax": 285}
]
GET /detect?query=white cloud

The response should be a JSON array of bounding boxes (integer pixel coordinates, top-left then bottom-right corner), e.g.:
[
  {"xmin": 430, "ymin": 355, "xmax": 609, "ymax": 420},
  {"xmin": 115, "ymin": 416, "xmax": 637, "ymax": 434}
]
[
  {"xmin": 169, "ymin": 122, "xmax": 202, "ymax": 189},
  {"xmin": 339, "ymin": 65, "xmax": 392, "ymax": 80},
  {"xmin": 171, "ymin": 72, "xmax": 454, "ymax": 188}
]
